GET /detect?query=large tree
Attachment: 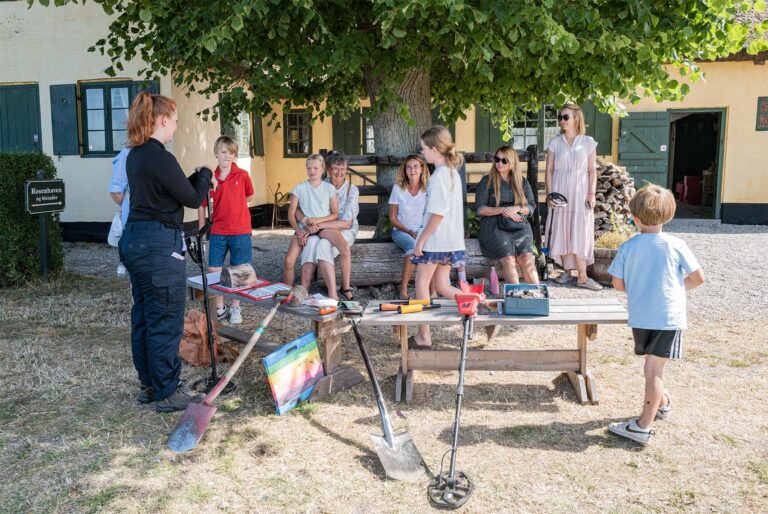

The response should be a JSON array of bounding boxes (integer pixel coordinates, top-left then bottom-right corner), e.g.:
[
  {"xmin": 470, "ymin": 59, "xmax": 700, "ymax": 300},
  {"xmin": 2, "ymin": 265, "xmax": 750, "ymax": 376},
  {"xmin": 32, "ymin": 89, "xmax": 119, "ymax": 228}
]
[{"xmin": 39, "ymin": 0, "xmax": 765, "ymax": 234}]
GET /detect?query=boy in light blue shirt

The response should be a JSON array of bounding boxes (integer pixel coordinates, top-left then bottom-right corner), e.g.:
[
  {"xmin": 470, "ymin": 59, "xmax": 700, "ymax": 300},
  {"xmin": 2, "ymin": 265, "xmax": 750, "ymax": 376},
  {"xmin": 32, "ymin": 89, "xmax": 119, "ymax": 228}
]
[{"xmin": 607, "ymin": 184, "xmax": 704, "ymax": 444}]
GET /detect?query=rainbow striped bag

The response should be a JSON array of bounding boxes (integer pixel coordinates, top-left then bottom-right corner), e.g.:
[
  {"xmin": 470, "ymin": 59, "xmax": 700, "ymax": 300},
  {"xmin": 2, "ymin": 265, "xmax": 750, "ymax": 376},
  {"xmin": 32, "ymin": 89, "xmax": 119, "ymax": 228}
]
[{"xmin": 263, "ymin": 332, "xmax": 325, "ymax": 415}]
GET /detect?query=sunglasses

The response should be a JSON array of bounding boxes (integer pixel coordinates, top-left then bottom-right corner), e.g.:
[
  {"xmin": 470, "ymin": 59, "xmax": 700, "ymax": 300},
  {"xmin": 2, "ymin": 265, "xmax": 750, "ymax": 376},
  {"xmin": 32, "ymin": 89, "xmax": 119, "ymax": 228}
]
[
  {"xmin": 494, "ymin": 156, "xmax": 509, "ymax": 164},
  {"xmin": 557, "ymin": 114, "xmax": 571, "ymax": 122}
]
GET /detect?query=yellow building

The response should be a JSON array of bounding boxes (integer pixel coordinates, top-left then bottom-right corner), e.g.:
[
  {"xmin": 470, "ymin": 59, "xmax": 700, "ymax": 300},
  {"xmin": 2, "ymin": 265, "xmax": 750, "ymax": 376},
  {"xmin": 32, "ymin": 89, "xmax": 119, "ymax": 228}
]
[{"xmin": 2, "ymin": 2, "xmax": 767, "ymax": 242}]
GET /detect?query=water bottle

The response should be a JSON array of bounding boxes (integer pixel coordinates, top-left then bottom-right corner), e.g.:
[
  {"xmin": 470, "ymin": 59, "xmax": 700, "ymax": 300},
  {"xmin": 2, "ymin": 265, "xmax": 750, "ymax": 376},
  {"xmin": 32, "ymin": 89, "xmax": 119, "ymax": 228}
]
[{"xmin": 489, "ymin": 266, "xmax": 500, "ymax": 296}]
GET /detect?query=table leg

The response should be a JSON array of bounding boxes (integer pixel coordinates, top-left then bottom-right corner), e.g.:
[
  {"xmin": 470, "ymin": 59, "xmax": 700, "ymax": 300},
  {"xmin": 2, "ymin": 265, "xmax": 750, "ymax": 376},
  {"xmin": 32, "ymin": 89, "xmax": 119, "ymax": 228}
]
[
  {"xmin": 399, "ymin": 325, "xmax": 409, "ymax": 402},
  {"xmin": 577, "ymin": 324, "xmax": 599, "ymax": 405},
  {"xmin": 310, "ymin": 315, "xmax": 363, "ymax": 400},
  {"xmin": 395, "ymin": 364, "xmax": 403, "ymax": 404}
]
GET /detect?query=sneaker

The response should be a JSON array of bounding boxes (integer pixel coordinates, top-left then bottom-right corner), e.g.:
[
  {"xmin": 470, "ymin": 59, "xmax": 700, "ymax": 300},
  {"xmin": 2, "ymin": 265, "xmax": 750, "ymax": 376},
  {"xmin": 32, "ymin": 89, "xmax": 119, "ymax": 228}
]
[
  {"xmin": 137, "ymin": 382, "xmax": 155, "ymax": 404},
  {"xmin": 555, "ymin": 272, "xmax": 573, "ymax": 284},
  {"xmin": 576, "ymin": 277, "xmax": 603, "ymax": 291},
  {"xmin": 216, "ymin": 306, "xmax": 230, "ymax": 322},
  {"xmin": 117, "ymin": 263, "xmax": 127, "ymax": 278},
  {"xmin": 155, "ymin": 382, "xmax": 205, "ymax": 413},
  {"xmin": 229, "ymin": 306, "xmax": 242, "ymax": 325},
  {"xmin": 656, "ymin": 391, "xmax": 672, "ymax": 421},
  {"xmin": 608, "ymin": 417, "xmax": 654, "ymax": 445}
]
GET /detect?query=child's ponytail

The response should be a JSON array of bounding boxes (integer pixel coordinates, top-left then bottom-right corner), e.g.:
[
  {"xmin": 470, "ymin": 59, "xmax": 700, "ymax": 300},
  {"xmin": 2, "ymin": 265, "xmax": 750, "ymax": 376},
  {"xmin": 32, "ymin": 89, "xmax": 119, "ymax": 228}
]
[{"xmin": 127, "ymin": 91, "xmax": 176, "ymax": 147}]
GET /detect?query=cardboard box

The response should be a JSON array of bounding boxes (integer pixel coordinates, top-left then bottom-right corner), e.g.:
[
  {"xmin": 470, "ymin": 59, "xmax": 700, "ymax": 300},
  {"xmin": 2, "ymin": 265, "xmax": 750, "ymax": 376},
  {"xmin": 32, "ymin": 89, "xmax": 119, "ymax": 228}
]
[{"xmin": 503, "ymin": 284, "xmax": 550, "ymax": 316}]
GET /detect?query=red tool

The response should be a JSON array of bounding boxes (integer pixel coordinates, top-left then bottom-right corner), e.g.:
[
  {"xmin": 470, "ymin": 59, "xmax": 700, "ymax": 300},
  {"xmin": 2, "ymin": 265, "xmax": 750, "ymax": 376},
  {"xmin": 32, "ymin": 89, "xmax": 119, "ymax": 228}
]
[{"xmin": 455, "ymin": 282, "xmax": 486, "ymax": 317}]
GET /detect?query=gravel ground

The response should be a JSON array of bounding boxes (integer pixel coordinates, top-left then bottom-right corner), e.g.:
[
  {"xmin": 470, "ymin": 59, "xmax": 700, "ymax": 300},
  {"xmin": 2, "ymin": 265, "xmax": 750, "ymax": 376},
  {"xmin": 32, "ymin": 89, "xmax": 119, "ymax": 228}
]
[{"xmin": 64, "ymin": 220, "xmax": 768, "ymax": 323}]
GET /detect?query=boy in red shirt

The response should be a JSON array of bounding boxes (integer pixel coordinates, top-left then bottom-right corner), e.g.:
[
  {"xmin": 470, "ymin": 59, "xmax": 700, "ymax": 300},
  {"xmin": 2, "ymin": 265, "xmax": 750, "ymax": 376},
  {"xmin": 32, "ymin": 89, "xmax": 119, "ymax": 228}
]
[{"xmin": 198, "ymin": 136, "xmax": 254, "ymax": 324}]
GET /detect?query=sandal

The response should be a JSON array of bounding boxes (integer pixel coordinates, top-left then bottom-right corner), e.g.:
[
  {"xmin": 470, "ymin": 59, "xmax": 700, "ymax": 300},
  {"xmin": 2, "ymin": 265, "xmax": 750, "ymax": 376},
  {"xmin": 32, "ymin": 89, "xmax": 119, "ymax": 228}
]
[
  {"xmin": 340, "ymin": 287, "xmax": 354, "ymax": 301},
  {"xmin": 407, "ymin": 335, "xmax": 432, "ymax": 350}
]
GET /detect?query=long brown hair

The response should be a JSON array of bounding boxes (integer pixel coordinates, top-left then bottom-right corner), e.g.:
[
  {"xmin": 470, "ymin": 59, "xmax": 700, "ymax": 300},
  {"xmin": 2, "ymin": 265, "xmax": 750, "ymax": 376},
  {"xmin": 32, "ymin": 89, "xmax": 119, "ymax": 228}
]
[
  {"xmin": 420, "ymin": 125, "xmax": 464, "ymax": 169},
  {"xmin": 127, "ymin": 91, "xmax": 176, "ymax": 147},
  {"xmin": 396, "ymin": 155, "xmax": 428, "ymax": 192},
  {"xmin": 486, "ymin": 146, "xmax": 526, "ymax": 207}
]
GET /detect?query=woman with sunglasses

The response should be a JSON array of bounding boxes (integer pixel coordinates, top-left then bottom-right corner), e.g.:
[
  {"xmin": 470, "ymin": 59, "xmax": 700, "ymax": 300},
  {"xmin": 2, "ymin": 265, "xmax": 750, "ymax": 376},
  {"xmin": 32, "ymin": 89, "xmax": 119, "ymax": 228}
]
[
  {"xmin": 476, "ymin": 146, "xmax": 538, "ymax": 285},
  {"xmin": 544, "ymin": 103, "xmax": 603, "ymax": 290},
  {"xmin": 388, "ymin": 154, "xmax": 430, "ymax": 300}
]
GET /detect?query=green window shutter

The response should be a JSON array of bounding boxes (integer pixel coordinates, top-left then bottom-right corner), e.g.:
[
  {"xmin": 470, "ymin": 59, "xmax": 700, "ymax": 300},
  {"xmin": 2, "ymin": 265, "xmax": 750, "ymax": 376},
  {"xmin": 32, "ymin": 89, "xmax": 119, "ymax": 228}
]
[
  {"xmin": 332, "ymin": 110, "xmax": 362, "ymax": 155},
  {"xmin": 474, "ymin": 105, "xmax": 491, "ymax": 152},
  {"xmin": 50, "ymin": 84, "xmax": 79, "ymax": 156},
  {"xmin": 431, "ymin": 107, "xmax": 455, "ymax": 140},
  {"xmin": 130, "ymin": 80, "xmax": 160, "ymax": 99},
  {"xmin": 581, "ymin": 101, "xmax": 612, "ymax": 155},
  {"xmin": 251, "ymin": 115, "xmax": 264, "ymax": 156}
]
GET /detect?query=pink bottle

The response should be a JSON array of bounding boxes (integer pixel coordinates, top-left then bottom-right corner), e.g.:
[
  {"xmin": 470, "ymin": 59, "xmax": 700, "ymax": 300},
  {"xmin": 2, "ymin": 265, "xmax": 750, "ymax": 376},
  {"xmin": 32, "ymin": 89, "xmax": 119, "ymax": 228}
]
[{"xmin": 489, "ymin": 266, "xmax": 500, "ymax": 296}]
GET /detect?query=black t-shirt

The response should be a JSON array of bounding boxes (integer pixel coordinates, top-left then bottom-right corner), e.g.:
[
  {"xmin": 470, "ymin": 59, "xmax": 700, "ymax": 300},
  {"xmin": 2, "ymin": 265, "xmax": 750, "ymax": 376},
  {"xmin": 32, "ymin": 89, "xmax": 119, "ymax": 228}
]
[{"xmin": 126, "ymin": 138, "xmax": 211, "ymax": 229}]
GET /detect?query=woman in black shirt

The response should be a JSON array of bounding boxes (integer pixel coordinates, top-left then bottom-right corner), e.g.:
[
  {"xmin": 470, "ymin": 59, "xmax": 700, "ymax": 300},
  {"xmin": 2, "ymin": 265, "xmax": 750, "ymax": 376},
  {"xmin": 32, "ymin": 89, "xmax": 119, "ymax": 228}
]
[{"xmin": 119, "ymin": 92, "xmax": 212, "ymax": 413}]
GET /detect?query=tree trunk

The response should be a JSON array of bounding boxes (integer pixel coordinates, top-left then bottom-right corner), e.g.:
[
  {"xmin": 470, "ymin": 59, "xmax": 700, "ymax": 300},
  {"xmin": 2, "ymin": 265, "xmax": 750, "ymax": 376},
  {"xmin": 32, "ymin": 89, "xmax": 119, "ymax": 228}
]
[{"xmin": 364, "ymin": 67, "xmax": 431, "ymax": 240}]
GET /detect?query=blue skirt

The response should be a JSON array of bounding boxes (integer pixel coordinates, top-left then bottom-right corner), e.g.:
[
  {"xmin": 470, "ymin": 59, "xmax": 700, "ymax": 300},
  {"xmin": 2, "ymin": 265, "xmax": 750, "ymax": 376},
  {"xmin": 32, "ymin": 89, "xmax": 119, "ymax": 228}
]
[{"xmin": 411, "ymin": 250, "xmax": 466, "ymax": 267}]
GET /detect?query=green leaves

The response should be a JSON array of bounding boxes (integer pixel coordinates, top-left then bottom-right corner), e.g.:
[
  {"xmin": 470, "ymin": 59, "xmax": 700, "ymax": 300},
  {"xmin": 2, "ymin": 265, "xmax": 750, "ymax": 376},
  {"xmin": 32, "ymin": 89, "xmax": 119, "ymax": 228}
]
[{"xmin": 139, "ymin": 9, "xmax": 152, "ymax": 22}]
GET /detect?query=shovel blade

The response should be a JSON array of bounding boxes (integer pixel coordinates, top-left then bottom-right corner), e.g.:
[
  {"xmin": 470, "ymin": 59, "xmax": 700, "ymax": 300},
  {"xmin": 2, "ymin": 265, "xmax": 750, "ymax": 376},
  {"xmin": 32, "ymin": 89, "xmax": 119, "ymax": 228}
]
[
  {"xmin": 370, "ymin": 431, "xmax": 426, "ymax": 482},
  {"xmin": 167, "ymin": 401, "xmax": 218, "ymax": 453}
]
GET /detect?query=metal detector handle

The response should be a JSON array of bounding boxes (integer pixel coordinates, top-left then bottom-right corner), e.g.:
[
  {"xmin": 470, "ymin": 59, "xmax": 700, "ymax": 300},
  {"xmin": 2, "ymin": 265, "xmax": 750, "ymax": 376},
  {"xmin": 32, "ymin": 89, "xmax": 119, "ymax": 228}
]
[
  {"xmin": 350, "ymin": 319, "xmax": 396, "ymax": 448},
  {"xmin": 197, "ymin": 231, "xmax": 219, "ymax": 381}
]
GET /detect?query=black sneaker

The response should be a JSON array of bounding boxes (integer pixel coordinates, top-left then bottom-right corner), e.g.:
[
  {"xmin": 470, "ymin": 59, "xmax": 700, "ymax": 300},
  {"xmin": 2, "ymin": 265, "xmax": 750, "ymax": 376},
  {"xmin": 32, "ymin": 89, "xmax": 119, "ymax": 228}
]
[
  {"xmin": 155, "ymin": 383, "xmax": 205, "ymax": 413},
  {"xmin": 137, "ymin": 383, "xmax": 156, "ymax": 404}
]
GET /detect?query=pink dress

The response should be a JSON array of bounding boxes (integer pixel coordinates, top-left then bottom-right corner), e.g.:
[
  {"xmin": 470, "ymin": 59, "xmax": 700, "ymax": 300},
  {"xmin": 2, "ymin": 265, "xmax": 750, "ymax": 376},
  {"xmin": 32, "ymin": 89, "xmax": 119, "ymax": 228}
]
[{"xmin": 545, "ymin": 134, "xmax": 597, "ymax": 269}]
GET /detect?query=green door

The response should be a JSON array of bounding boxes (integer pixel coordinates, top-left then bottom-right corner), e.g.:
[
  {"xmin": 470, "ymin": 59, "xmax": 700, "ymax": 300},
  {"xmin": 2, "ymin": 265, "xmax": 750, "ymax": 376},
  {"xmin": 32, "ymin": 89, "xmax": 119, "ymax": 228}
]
[
  {"xmin": 618, "ymin": 112, "xmax": 669, "ymax": 188},
  {"xmin": 0, "ymin": 84, "xmax": 42, "ymax": 153}
]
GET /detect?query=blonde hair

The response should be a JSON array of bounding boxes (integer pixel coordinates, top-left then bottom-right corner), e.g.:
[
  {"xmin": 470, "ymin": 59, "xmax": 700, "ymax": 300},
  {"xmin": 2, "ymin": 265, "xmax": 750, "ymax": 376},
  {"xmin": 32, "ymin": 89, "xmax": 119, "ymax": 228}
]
[
  {"xmin": 421, "ymin": 125, "xmax": 464, "ymax": 169},
  {"xmin": 629, "ymin": 183, "xmax": 676, "ymax": 226},
  {"xmin": 486, "ymin": 146, "xmax": 526, "ymax": 207},
  {"xmin": 214, "ymin": 135, "xmax": 238, "ymax": 155},
  {"xmin": 560, "ymin": 103, "xmax": 587, "ymax": 135},
  {"xmin": 396, "ymin": 155, "xmax": 429, "ymax": 192},
  {"xmin": 127, "ymin": 91, "xmax": 176, "ymax": 147},
  {"xmin": 305, "ymin": 154, "xmax": 325, "ymax": 167}
]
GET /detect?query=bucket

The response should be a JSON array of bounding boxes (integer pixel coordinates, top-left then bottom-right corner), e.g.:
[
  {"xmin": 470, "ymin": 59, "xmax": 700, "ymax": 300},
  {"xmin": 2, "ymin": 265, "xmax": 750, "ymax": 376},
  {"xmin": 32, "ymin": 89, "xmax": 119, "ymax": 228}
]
[{"xmin": 588, "ymin": 247, "xmax": 617, "ymax": 285}]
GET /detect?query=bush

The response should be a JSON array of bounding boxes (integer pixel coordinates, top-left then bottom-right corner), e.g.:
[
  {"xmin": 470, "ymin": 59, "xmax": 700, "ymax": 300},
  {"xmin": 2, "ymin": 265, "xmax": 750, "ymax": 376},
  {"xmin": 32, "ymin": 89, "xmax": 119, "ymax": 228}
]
[{"xmin": 0, "ymin": 153, "xmax": 63, "ymax": 287}]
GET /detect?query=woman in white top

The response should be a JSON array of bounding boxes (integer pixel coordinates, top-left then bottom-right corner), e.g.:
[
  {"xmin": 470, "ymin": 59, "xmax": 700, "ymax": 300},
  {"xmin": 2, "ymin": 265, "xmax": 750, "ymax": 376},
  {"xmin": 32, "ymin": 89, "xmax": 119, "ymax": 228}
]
[
  {"xmin": 388, "ymin": 154, "xmax": 428, "ymax": 300},
  {"xmin": 410, "ymin": 126, "xmax": 466, "ymax": 348},
  {"xmin": 545, "ymin": 103, "xmax": 603, "ymax": 291}
]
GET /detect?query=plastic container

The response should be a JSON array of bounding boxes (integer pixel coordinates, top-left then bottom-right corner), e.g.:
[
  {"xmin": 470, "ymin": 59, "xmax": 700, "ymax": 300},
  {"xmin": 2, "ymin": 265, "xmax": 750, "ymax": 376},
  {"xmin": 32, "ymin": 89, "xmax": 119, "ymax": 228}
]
[{"xmin": 503, "ymin": 283, "xmax": 550, "ymax": 316}]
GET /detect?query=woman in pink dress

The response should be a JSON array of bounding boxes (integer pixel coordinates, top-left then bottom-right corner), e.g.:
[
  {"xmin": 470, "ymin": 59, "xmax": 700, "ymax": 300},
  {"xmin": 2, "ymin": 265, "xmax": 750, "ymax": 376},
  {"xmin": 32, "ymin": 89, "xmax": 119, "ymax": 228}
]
[{"xmin": 545, "ymin": 103, "xmax": 603, "ymax": 290}]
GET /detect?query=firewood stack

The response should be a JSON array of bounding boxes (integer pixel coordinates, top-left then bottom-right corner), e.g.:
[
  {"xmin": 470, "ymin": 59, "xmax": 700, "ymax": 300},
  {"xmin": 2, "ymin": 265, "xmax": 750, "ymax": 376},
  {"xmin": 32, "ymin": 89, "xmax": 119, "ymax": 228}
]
[{"xmin": 593, "ymin": 158, "xmax": 635, "ymax": 238}]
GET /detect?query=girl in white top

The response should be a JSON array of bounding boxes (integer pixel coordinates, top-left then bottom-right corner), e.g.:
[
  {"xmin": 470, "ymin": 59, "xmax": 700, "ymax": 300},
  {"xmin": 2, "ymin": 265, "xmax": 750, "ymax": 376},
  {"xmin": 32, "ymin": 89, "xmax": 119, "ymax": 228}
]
[
  {"xmin": 388, "ymin": 154, "xmax": 428, "ymax": 299},
  {"xmin": 410, "ymin": 126, "xmax": 466, "ymax": 348}
]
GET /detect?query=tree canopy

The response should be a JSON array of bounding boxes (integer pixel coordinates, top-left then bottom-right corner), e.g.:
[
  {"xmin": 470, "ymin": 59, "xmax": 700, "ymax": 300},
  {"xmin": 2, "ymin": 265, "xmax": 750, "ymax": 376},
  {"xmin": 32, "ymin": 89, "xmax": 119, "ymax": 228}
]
[{"xmin": 38, "ymin": 0, "xmax": 767, "ymax": 130}]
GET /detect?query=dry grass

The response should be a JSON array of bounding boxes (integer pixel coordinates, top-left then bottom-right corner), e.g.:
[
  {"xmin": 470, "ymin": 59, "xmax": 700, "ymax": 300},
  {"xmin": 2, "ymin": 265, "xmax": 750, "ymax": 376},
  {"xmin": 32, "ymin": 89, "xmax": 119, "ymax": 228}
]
[{"xmin": 1, "ymin": 273, "xmax": 767, "ymax": 513}]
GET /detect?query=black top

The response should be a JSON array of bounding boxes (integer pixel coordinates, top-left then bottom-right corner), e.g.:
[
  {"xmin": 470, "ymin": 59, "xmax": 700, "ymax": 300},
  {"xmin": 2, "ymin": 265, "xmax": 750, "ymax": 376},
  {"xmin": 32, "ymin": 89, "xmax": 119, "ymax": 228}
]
[{"xmin": 126, "ymin": 138, "xmax": 211, "ymax": 229}]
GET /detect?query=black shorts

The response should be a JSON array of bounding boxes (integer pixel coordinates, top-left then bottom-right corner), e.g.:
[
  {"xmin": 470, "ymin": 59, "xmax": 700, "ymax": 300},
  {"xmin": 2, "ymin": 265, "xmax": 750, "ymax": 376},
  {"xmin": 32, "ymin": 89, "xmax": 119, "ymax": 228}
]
[{"xmin": 632, "ymin": 329, "xmax": 683, "ymax": 359}]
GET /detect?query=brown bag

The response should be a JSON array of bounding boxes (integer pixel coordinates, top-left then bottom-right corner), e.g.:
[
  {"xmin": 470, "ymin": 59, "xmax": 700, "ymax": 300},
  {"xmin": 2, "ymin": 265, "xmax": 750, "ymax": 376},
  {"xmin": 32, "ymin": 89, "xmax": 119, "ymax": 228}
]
[{"xmin": 179, "ymin": 310, "xmax": 239, "ymax": 366}]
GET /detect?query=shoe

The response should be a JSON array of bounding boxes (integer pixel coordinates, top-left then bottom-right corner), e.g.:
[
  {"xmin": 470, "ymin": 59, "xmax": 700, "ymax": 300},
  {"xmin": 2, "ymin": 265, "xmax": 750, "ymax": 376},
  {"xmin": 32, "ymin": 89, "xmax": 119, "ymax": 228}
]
[
  {"xmin": 656, "ymin": 391, "xmax": 672, "ymax": 421},
  {"xmin": 555, "ymin": 272, "xmax": 573, "ymax": 284},
  {"xmin": 155, "ymin": 382, "xmax": 205, "ymax": 413},
  {"xmin": 340, "ymin": 287, "xmax": 354, "ymax": 301},
  {"xmin": 137, "ymin": 383, "xmax": 155, "ymax": 404},
  {"xmin": 407, "ymin": 335, "xmax": 432, "ymax": 350},
  {"xmin": 608, "ymin": 417, "xmax": 654, "ymax": 445},
  {"xmin": 229, "ymin": 306, "xmax": 242, "ymax": 325},
  {"xmin": 216, "ymin": 306, "xmax": 230, "ymax": 322},
  {"xmin": 117, "ymin": 263, "xmax": 127, "ymax": 278},
  {"xmin": 576, "ymin": 278, "xmax": 603, "ymax": 291}
]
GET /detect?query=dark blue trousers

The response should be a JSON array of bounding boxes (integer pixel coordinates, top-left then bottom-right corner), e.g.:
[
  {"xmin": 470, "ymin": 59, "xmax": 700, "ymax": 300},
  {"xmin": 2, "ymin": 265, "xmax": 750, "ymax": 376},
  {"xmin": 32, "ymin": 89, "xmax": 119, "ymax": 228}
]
[{"xmin": 119, "ymin": 221, "xmax": 186, "ymax": 401}]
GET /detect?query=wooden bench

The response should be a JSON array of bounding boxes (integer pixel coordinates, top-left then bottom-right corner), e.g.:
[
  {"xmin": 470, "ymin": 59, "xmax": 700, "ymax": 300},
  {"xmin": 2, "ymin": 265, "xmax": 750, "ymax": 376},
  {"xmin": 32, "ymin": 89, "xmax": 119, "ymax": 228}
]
[
  {"xmin": 187, "ymin": 280, "xmax": 363, "ymax": 400},
  {"xmin": 358, "ymin": 298, "xmax": 628, "ymax": 405}
]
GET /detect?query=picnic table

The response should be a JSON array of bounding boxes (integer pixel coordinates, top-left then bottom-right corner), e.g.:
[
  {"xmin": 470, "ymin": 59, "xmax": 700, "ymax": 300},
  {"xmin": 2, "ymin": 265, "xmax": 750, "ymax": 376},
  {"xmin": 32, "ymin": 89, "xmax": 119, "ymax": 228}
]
[
  {"xmin": 358, "ymin": 298, "xmax": 628, "ymax": 405},
  {"xmin": 186, "ymin": 280, "xmax": 363, "ymax": 400}
]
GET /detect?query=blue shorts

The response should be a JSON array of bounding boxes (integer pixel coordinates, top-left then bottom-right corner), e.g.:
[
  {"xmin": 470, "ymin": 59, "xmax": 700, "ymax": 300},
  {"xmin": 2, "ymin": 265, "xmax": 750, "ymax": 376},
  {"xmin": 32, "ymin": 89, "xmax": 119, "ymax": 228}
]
[
  {"xmin": 391, "ymin": 229, "xmax": 416, "ymax": 254},
  {"xmin": 208, "ymin": 234, "xmax": 253, "ymax": 268},
  {"xmin": 410, "ymin": 250, "xmax": 466, "ymax": 268}
]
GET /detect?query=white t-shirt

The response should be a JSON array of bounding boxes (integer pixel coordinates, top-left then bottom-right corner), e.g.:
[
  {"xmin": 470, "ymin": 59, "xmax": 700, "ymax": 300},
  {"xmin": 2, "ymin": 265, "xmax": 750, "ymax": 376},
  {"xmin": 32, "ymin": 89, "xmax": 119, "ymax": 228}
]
[
  {"xmin": 388, "ymin": 185, "xmax": 426, "ymax": 233},
  {"xmin": 421, "ymin": 165, "xmax": 466, "ymax": 252},
  {"xmin": 291, "ymin": 180, "xmax": 336, "ymax": 227}
]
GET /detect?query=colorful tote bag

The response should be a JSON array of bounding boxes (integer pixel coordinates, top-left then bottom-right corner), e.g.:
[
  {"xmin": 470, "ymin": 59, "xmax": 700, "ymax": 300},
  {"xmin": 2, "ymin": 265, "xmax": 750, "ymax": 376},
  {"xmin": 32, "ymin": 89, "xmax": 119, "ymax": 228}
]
[{"xmin": 263, "ymin": 332, "xmax": 325, "ymax": 415}]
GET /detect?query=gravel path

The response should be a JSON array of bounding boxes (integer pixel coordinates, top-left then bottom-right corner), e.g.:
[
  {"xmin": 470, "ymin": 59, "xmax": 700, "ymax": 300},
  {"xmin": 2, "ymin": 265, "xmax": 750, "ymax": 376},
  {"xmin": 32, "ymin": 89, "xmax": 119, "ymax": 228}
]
[{"xmin": 64, "ymin": 221, "xmax": 768, "ymax": 323}]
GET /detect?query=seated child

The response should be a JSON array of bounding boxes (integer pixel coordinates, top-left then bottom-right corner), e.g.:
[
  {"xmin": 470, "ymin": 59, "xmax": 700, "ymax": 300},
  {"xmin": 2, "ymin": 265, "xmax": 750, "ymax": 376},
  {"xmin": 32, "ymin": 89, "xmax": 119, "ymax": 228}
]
[
  {"xmin": 607, "ymin": 184, "xmax": 704, "ymax": 444},
  {"xmin": 282, "ymin": 154, "xmax": 338, "ymax": 285}
]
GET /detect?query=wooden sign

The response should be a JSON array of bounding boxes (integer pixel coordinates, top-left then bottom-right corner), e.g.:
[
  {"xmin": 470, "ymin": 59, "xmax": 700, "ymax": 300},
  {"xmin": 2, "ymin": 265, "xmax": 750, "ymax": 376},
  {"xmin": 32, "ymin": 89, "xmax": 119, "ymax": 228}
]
[
  {"xmin": 263, "ymin": 332, "xmax": 324, "ymax": 415},
  {"xmin": 757, "ymin": 97, "xmax": 768, "ymax": 131}
]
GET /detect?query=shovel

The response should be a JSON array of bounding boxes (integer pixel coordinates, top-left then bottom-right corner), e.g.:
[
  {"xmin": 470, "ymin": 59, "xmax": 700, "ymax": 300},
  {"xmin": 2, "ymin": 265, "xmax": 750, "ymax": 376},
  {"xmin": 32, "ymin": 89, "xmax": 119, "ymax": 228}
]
[
  {"xmin": 167, "ymin": 289, "xmax": 294, "ymax": 453},
  {"xmin": 348, "ymin": 317, "xmax": 426, "ymax": 482}
]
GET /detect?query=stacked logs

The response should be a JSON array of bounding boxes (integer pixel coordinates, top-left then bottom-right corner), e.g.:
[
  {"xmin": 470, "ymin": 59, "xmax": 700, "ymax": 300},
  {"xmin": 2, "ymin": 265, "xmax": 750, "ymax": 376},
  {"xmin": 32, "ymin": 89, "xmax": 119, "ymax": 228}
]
[{"xmin": 593, "ymin": 158, "xmax": 635, "ymax": 238}]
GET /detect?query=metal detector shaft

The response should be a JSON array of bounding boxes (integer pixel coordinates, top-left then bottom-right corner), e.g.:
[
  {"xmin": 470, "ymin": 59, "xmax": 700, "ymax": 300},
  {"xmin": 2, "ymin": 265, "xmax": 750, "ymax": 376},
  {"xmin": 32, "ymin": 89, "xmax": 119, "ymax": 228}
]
[{"xmin": 448, "ymin": 315, "xmax": 473, "ymax": 477}]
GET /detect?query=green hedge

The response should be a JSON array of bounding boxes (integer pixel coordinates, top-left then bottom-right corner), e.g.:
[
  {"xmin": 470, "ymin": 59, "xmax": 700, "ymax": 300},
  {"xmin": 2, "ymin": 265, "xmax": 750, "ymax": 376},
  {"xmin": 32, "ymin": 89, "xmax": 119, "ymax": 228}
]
[{"xmin": 0, "ymin": 153, "xmax": 63, "ymax": 287}]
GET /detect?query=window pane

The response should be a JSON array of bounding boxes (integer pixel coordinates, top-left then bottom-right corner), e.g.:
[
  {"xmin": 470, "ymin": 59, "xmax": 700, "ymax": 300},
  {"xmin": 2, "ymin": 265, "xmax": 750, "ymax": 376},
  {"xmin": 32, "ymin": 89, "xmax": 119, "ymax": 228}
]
[
  {"xmin": 87, "ymin": 110, "xmax": 105, "ymax": 131},
  {"xmin": 87, "ymin": 131, "xmax": 106, "ymax": 152},
  {"xmin": 234, "ymin": 112, "xmax": 251, "ymax": 157},
  {"xmin": 110, "ymin": 87, "xmax": 130, "ymax": 109},
  {"xmin": 112, "ymin": 130, "xmax": 127, "ymax": 150},
  {"xmin": 543, "ymin": 104, "xmax": 559, "ymax": 148},
  {"xmin": 111, "ymin": 108, "xmax": 129, "ymax": 130},
  {"xmin": 85, "ymin": 88, "xmax": 104, "ymax": 109}
]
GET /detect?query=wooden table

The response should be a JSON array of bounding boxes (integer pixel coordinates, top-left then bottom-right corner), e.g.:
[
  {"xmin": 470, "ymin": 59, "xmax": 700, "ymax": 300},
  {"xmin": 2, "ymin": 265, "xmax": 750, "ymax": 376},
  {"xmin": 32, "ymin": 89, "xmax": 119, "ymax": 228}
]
[
  {"xmin": 187, "ymin": 281, "xmax": 363, "ymax": 400},
  {"xmin": 358, "ymin": 299, "xmax": 628, "ymax": 405}
]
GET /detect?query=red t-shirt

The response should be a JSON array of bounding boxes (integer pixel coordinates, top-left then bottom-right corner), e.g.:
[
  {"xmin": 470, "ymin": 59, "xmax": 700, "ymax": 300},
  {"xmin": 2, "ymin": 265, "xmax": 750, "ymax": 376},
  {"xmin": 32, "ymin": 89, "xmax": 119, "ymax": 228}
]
[{"xmin": 205, "ymin": 163, "xmax": 254, "ymax": 235}]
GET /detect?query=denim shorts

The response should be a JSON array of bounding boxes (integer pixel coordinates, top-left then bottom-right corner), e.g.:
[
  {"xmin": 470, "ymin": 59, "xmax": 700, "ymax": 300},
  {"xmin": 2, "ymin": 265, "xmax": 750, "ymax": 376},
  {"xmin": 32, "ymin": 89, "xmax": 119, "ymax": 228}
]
[
  {"xmin": 208, "ymin": 234, "xmax": 253, "ymax": 267},
  {"xmin": 391, "ymin": 229, "xmax": 416, "ymax": 254}
]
